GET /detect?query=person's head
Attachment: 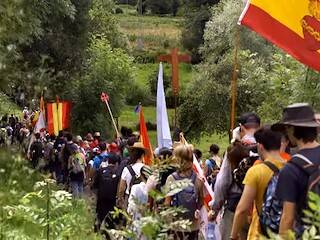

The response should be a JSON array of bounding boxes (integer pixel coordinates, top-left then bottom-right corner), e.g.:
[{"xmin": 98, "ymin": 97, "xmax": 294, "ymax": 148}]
[
  {"xmin": 193, "ymin": 149, "xmax": 202, "ymax": 161},
  {"xmin": 228, "ymin": 142, "xmax": 250, "ymax": 170},
  {"xmin": 108, "ymin": 142, "xmax": 119, "ymax": 154},
  {"xmin": 254, "ymin": 127, "xmax": 282, "ymax": 160},
  {"xmin": 238, "ymin": 112, "xmax": 261, "ymax": 138},
  {"xmin": 94, "ymin": 132, "xmax": 101, "ymax": 140},
  {"xmin": 286, "ymin": 126, "xmax": 318, "ymax": 147},
  {"xmin": 128, "ymin": 142, "xmax": 148, "ymax": 164},
  {"xmin": 209, "ymin": 144, "xmax": 220, "ymax": 155},
  {"xmin": 272, "ymin": 103, "xmax": 320, "ymax": 147},
  {"xmin": 58, "ymin": 130, "xmax": 64, "ymax": 138},
  {"xmin": 127, "ymin": 136, "xmax": 137, "ymax": 147},
  {"xmin": 65, "ymin": 132, "xmax": 73, "ymax": 142},
  {"xmin": 74, "ymin": 135, "xmax": 83, "ymax": 145},
  {"xmin": 173, "ymin": 144, "xmax": 194, "ymax": 173},
  {"xmin": 107, "ymin": 153, "xmax": 120, "ymax": 165},
  {"xmin": 99, "ymin": 142, "xmax": 107, "ymax": 152},
  {"xmin": 35, "ymin": 133, "xmax": 41, "ymax": 140},
  {"xmin": 140, "ymin": 165, "xmax": 152, "ymax": 183},
  {"xmin": 158, "ymin": 147, "xmax": 173, "ymax": 160}
]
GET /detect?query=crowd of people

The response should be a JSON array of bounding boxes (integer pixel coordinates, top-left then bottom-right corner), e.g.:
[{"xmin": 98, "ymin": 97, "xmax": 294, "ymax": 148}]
[{"xmin": 1, "ymin": 103, "xmax": 319, "ymax": 240}]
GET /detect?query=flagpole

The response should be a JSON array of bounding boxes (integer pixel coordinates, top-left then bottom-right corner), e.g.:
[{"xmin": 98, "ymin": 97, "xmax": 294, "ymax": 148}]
[
  {"xmin": 230, "ymin": 26, "xmax": 240, "ymax": 141},
  {"xmin": 101, "ymin": 93, "xmax": 120, "ymax": 138}
]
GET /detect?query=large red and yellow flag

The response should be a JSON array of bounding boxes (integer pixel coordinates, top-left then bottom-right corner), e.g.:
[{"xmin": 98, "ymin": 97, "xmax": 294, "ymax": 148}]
[
  {"xmin": 139, "ymin": 106, "xmax": 153, "ymax": 165},
  {"xmin": 47, "ymin": 101, "xmax": 71, "ymax": 136},
  {"xmin": 239, "ymin": 0, "xmax": 320, "ymax": 71}
]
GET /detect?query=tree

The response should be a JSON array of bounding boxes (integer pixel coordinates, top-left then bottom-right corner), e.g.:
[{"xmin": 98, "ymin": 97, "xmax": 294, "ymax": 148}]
[
  {"xmin": 179, "ymin": 0, "xmax": 320, "ymax": 140},
  {"xmin": 71, "ymin": 36, "xmax": 133, "ymax": 137},
  {"xmin": 0, "ymin": 0, "xmax": 89, "ymax": 102},
  {"xmin": 181, "ymin": 0, "xmax": 220, "ymax": 63},
  {"xmin": 144, "ymin": 0, "xmax": 172, "ymax": 15}
]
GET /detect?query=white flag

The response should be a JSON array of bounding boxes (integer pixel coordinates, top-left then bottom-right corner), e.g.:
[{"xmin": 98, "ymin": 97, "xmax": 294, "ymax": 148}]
[
  {"xmin": 34, "ymin": 111, "xmax": 45, "ymax": 133},
  {"xmin": 157, "ymin": 63, "xmax": 172, "ymax": 149}
]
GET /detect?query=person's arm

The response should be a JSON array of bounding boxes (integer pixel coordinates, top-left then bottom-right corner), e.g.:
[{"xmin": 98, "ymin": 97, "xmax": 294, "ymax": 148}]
[
  {"xmin": 211, "ymin": 153, "xmax": 232, "ymax": 211},
  {"xmin": 230, "ymin": 185, "xmax": 256, "ymax": 239},
  {"xmin": 117, "ymin": 179, "xmax": 127, "ymax": 208},
  {"xmin": 279, "ymin": 201, "xmax": 296, "ymax": 238}
]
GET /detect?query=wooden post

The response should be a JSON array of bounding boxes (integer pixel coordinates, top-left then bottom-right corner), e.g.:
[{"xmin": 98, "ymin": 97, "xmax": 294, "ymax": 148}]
[{"xmin": 230, "ymin": 27, "xmax": 241, "ymax": 140}]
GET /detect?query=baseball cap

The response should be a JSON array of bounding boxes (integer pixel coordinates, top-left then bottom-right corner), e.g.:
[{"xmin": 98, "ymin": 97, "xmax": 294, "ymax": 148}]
[{"xmin": 239, "ymin": 112, "xmax": 261, "ymax": 128}]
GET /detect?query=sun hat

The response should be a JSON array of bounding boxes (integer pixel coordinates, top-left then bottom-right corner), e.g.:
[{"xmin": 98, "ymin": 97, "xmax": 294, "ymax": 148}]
[
  {"xmin": 94, "ymin": 132, "xmax": 101, "ymax": 137},
  {"xmin": 129, "ymin": 142, "xmax": 150, "ymax": 156},
  {"xmin": 108, "ymin": 142, "xmax": 119, "ymax": 153},
  {"xmin": 272, "ymin": 103, "xmax": 320, "ymax": 131}
]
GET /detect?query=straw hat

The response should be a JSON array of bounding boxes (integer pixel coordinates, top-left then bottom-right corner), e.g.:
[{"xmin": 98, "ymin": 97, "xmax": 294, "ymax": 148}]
[{"xmin": 129, "ymin": 142, "xmax": 150, "ymax": 156}]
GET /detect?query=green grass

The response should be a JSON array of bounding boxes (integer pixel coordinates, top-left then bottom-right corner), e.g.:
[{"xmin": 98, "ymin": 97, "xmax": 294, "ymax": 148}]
[
  {"xmin": 0, "ymin": 92, "xmax": 20, "ymax": 116},
  {"xmin": 116, "ymin": 4, "xmax": 182, "ymax": 50},
  {"xmin": 133, "ymin": 62, "xmax": 194, "ymax": 89}
]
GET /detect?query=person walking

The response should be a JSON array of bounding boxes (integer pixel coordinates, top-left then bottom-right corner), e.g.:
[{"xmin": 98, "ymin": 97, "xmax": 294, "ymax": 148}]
[
  {"xmin": 272, "ymin": 103, "xmax": 320, "ymax": 238},
  {"xmin": 164, "ymin": 144, "xmax": 204, "ymax": 240}
]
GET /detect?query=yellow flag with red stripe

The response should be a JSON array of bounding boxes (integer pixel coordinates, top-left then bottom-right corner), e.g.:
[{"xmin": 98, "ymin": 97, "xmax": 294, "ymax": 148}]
[{"xmin": 239, "ymin": 0, "xmax": 320, "ymax": 71}]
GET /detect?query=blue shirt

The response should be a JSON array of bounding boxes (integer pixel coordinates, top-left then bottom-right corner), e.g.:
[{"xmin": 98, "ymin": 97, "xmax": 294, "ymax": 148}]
[{"xmin": 93, "ymin": 152, "xmax": 109, "ymax": 170}]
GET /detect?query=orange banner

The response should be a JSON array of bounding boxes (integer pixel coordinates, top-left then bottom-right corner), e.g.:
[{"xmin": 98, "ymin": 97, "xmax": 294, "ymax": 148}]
[
  {"xmin": 240, "ymin": 0, "xmax": 320, "ymax": 71},
  {"xmin": 139, "ymin": 106, "xmax": 153, "ymax": 165}
]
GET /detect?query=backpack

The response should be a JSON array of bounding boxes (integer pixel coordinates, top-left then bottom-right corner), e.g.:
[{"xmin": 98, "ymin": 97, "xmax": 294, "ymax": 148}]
[
  {"xmin": 70, "ymin": 153, "xmax": 84, "ymax": 174},
  {"xmin": 97, "ymin": 166, "xmax": 119, "ymax": 200},
  {"xmin": 290, "ymin": 154, "xmax": 320, "ymax": 195},
  {"xmin": 259, "ymin": 161, "xmax": 282, "ymax": 235},
  {"xmin": 233, "ymin": 153, "xmax": 259, "ymax": 188},
  {"xmin": 172, "ymin": 171, "xmax": 199, "ymax": 220},
  {"xmin": 127, "ymin": 165, "xmax": 142, "ymax": 194}
]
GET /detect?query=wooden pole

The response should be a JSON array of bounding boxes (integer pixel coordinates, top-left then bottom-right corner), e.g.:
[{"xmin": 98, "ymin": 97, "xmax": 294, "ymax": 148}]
[
  {"xmin": 104, "ymin": 100, "xmax": 120, "ymax": 138},
  {"xmin": 230, "ymin": 26, "xmax": 241, "ymax": 140}
]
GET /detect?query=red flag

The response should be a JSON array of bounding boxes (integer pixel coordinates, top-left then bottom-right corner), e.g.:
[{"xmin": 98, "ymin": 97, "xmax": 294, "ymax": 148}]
[{"xmin": 139, "ymin": 106, "xmax": 153, "ymax": 165}]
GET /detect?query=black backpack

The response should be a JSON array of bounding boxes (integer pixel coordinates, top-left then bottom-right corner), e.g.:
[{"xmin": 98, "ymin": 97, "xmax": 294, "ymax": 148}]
[
  {"xmin": 96, "ymin": 166, "xmax": 119, "ymax": 200},
  {"xmin": 290, "ymin": 154, "xmax": 320, "ymax": 196},
  {"xmin": 127, "ymin": 165, "xmax": 142, "ymax": 194}
]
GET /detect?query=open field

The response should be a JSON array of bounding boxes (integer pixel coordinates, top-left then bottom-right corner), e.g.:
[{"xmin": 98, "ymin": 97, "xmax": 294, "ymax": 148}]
[{"xmin": 116, "ymin": 5, "xmax": 182, "ymax": 50}]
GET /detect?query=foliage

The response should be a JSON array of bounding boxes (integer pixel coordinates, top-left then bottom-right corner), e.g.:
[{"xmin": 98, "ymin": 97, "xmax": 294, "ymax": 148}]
[
  {"xmin": 301, "ymin": 192, "xmax": 320, "ymax": 239},
  {"xmin": 71, "ymin": 36, "xmax": 133, "ymax": 137},
  {"xmin": 106, "ymin": 159, "xmax": 193, "ymax": 239},
  {"xmin": 0, "ymin": 0, "xmax": 90, "ymax": 100},
  {"xmin": 0, "ymin": 150, "xmax": 98, "ymax": 239},
  {"xmin": 89, "ymin": 0, "xmax": 128, "ymax": 49},
  {"xmin": 180, "ymin": 0, "xmax": 220, "ymax": 63},
  {"xmin": 144, "ymin": 0, "xmax": 173, "ymax": 15},
  {"xmin": 0, "ymin": 92, "xmax": 20, "ymax": 116},
  {"xmin": 2, "ymin": 180, "xmax": 98, "ymax": 240}
]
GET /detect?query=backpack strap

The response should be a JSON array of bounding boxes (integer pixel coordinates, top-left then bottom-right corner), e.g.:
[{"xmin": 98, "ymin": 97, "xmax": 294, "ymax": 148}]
[
  {"xmin": 262, "ymin": 161, "xmax": 279, "ymax": 174},
  {"xmin": 127, "ymin": 165, "xmax": 138, "ymax": 191},
  {"xmin": 290, "ymin": 154, "xmax": 317, "ymax": 176}
]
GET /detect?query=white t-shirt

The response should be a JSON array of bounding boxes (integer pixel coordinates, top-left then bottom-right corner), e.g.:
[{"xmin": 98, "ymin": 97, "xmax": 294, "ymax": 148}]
[{"xmin": 121, "ymin": 162, "xmax": 144, "ymax": 194}]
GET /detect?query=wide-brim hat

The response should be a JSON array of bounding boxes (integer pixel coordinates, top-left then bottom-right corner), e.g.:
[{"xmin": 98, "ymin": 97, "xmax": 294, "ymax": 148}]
[
  {"xmin": 272, "ymin": 103, "xmax": 320, "ymax": 131},
  {"xmin": 129, "ymin": 142, "xmax": 150, "ymax": 157}
]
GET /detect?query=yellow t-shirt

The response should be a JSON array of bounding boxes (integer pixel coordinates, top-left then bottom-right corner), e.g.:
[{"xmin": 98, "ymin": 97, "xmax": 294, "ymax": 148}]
[{"xmin": 243, "ymin": 158, "xmax": 285, "ymax": 240}]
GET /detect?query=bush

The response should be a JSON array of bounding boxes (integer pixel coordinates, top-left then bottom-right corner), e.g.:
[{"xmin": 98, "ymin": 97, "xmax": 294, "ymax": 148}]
[
  {"xmin": 145, "ymin": 0, "xmax": 172, "ymax": 14},
  {"xmin": 115, "ymin": 7, "xmax": 124, "ymax": 14},
  {"xmin": 117, "ymin": 0, "xmax": 137, "ymax": 5},
  {"xmin": 125, "ymin": 82, "xmax": 154, "ymax": 106}
]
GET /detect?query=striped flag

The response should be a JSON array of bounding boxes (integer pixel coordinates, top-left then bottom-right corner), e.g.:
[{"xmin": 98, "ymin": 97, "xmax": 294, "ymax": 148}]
[
  {"xmin": 139, "ymin": 106, "xmax": 153, "ymax": 165},
  {"xmin": 47, "ymin": 101, "xmax": 71, "ymax": 136},
  {"xmin": 239, "ymin": 0, "xmax": 320, "ymax": 71}
]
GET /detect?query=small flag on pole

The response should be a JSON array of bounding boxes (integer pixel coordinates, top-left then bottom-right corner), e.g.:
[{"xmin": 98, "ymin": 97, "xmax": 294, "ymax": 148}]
[
  {"xmin": 47, "ymin": 101, "xmax": 71, "ymax": 136},
  {"xmin": 139, "ymin": 106, "xmax": 153, "ymax": 165}
]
